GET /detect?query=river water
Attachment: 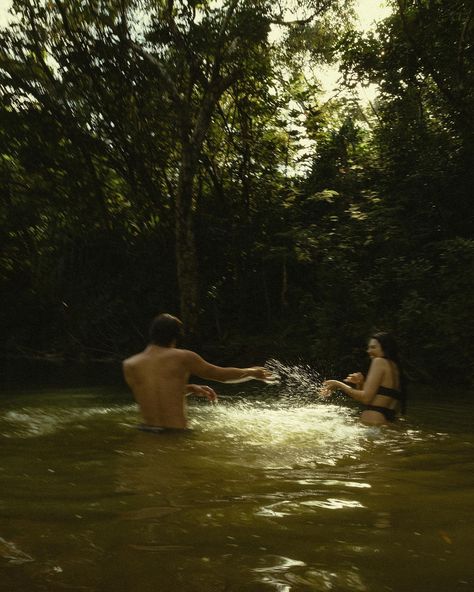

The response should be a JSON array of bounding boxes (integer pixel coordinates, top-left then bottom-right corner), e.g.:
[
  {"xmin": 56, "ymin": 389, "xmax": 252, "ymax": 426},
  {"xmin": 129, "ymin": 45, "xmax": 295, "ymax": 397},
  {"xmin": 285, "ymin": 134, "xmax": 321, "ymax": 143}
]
[{"xmin": 0, "ymin": 363, "xmax": 473, "ymax": 592}]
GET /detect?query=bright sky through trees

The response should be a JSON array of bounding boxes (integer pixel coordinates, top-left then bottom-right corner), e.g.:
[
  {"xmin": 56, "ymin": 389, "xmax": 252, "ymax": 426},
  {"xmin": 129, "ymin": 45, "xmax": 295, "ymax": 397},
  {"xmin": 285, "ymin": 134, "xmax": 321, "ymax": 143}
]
[
  {"xmin": 353, "ymin": 0, "xmax": 391, "ymax": 101},
  {"xmin": 0, "ymin": 0, "xmax": 10, "ymax": 26},
  {"xmin": 355, "ymin": 0, "xmax": 390, "ymax": 30},
  {"xmin": 0, "ymin": 0, "xmax": 389, "ymax": 102},
  {"xmin": 0, "ymin": 1, "xmax": 389, "ymax": 30},
  {"xmin": 318, "ymin": 0, "xmax": 390, "ymax": 101}
]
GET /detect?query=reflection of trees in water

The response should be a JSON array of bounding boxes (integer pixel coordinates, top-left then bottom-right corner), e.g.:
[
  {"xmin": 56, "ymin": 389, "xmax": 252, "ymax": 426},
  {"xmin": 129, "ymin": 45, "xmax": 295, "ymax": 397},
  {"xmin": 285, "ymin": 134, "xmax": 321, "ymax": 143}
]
[
  {"xmin": 2, "ymin": 388, "xmax": 472, "ymax": 591},
  {"xmin": 114, "ymin": 431, "xmax": 201, "ymax": 504}
]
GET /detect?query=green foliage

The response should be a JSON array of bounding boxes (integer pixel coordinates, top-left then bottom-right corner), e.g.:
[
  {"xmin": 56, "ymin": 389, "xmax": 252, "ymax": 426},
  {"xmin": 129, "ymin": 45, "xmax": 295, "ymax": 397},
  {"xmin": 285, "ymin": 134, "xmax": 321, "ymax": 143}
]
[{"xmin": 1, "ymin": 0, "xmax": 473, "ymax": 386}]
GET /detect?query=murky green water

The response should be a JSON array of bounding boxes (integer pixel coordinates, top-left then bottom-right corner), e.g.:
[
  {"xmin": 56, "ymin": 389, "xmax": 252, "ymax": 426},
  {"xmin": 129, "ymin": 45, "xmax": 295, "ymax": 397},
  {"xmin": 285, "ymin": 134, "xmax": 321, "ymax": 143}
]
[{"xmin": 1, "ymin": 376, "xmax": 473, "ymax": 592}]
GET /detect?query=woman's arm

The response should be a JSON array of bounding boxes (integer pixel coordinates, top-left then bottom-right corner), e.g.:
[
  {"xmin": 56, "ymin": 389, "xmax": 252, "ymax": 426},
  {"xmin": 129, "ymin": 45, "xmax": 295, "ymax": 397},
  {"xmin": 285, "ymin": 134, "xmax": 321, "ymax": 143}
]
[
  {"xmin": 323, "ymin": 359, "xmax": 385, "ymax": 405},
  {"xmin": 344, "ymin": 372, "xmax": 365, "ymax": 389}
]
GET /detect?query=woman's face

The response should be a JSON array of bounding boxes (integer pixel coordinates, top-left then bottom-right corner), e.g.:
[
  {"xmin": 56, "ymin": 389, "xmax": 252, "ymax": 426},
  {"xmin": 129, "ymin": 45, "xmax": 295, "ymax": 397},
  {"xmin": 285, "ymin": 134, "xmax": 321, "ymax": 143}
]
[{"xmin": 367, "ymin": 338, "xmax": 384, "ymax": 358}]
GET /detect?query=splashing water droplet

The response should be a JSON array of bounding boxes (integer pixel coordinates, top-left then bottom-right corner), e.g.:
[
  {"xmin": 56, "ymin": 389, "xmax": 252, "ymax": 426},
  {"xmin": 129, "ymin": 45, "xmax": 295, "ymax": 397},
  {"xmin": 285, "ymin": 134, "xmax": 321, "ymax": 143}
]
[{"xmin": 264, "ymin": 359, "xmax": 326, "ymax": 404}]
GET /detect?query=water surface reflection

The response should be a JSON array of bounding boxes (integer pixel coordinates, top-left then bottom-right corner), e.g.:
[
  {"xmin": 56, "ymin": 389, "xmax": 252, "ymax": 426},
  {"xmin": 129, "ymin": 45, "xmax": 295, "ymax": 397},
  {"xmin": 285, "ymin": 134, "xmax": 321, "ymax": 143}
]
[{"xmin": 0, "ymin": 386, "xmax": 473, "ymax": 591}]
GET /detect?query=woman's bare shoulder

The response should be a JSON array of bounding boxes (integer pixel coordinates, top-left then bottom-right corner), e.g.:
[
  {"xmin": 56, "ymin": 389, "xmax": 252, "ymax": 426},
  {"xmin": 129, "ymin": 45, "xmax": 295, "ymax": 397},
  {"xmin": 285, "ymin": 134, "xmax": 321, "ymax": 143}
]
[{"xmin": 371, "ymin": 357, "xmax": 390, "ymax": 369}]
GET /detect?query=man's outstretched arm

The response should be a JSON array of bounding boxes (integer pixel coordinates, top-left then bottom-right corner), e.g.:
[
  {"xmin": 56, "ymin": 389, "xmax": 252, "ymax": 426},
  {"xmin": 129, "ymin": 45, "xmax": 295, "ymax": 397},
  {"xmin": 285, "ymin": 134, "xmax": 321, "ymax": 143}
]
[{"xmin": 185, "ymin": 351, "xmax": 271, "ymax": 383}]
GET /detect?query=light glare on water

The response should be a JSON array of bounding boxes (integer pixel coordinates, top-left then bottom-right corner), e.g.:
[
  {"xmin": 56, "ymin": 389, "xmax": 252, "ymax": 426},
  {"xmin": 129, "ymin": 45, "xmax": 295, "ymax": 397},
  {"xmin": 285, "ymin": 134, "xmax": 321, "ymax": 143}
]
[{"xmin": 0, "ymin": 363, "xmax": 473, "ymax": 592}]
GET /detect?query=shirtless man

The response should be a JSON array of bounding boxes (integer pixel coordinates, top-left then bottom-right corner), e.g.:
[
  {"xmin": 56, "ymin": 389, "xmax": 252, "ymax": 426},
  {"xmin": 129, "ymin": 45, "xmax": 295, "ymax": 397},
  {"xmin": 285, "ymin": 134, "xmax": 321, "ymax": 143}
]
[{"xmin": 123, "ymin": 313, "xmax": 272, "ymax": 432}]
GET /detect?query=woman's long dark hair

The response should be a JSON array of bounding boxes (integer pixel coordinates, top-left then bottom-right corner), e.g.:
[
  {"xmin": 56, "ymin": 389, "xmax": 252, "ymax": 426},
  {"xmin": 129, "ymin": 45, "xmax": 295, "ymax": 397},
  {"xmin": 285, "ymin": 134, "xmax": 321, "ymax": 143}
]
[{"xmin": 372, "ymin": 331, "xmax": 407, "ymax": 414}]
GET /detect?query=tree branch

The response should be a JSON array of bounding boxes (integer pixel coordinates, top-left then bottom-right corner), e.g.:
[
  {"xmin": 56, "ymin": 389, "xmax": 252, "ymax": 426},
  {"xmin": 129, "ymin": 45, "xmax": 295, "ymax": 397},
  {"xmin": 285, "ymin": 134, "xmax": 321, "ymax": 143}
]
[
  {"xmin": 270, "ymin": 0, "xmax": 334, "ymax": 27},
  {"xmin": 127, "ymin": 40, "xmax": 183, "ymax": 108}
]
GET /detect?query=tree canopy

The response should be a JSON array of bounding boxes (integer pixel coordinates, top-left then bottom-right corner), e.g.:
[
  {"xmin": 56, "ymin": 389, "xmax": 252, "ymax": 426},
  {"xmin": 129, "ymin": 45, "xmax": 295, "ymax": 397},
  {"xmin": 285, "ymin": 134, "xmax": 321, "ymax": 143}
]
[{"xmin": 1, "ymin": 0, "xmax": 473, "ymax": 384}]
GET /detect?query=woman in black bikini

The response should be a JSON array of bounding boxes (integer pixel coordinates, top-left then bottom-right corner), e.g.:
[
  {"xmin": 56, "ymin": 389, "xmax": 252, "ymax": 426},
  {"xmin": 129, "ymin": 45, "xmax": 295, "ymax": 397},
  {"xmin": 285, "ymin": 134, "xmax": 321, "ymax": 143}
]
[{"xmin": 322, "ymin": 332, "xmax": 406, "ymax": 426}]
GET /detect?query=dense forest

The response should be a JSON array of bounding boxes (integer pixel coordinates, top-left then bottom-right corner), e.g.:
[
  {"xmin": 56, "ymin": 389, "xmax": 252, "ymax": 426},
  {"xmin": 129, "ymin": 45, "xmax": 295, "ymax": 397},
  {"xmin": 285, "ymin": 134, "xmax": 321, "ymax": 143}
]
[{"xmin": 1, "ymin": 0, "xmax": 473, "ymax": 384}]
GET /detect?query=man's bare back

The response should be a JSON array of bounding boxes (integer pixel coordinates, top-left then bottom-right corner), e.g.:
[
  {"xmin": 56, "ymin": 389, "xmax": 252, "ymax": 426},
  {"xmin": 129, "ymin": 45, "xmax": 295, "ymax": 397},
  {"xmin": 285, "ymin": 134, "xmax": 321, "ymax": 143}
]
[{"xmin": 123, "ymin": 314, "xmax": 271, "ymax": 430}]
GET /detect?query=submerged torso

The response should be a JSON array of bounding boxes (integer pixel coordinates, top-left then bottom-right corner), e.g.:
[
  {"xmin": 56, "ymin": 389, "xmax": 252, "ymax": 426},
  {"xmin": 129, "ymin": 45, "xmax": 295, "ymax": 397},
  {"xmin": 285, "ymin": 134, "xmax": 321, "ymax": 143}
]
[
  {"xmin": 360, "ymin": 360, "xmax": 401, "ymax": 426},
  {"xmin": 123, "ymin": 346, "xmax": 190, "ymax": 429}
]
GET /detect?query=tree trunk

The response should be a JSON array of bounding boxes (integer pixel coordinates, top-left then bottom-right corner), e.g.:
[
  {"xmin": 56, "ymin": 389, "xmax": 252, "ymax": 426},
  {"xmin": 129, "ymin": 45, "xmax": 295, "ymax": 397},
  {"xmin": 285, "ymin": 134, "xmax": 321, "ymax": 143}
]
[{"xmin": 175, "ymin": 143, "xmax": 200, "ymax": 338}]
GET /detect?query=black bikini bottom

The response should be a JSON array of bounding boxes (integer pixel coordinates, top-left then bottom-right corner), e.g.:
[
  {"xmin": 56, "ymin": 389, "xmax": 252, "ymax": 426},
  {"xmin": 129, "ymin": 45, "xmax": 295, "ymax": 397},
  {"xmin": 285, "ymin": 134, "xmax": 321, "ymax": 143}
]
[{"xmin": 365, "ymin": 405, "xmax": 397, "ymax": 422}]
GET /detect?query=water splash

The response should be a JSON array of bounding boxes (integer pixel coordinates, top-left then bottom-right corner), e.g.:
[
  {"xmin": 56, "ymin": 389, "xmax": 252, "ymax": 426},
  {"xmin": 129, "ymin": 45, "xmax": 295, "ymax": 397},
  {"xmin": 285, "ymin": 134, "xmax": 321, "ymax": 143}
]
[
  {"xmin": 191, "ymin": 396, "xmax": 363, "ymax": 469},
  {"xmin": 264, "ymin": 359, "xmax": 326, "ymax": 404}
]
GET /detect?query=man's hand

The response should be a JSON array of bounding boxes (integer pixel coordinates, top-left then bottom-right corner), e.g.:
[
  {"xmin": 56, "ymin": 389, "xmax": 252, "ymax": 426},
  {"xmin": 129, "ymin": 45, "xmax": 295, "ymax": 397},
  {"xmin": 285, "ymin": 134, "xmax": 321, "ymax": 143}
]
[
  {"xmin": 186, "ymin": 384, "xmax": 218, "ymax": 403},
  {"xmin": 248, "ymin": 367, "xmax": 275, "ymax": 381}
]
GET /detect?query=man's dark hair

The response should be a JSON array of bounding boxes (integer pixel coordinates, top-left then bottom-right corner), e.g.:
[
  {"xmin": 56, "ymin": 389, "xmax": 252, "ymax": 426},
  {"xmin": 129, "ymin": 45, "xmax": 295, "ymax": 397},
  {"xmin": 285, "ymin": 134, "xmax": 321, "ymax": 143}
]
[{"xmin": 149, "ymin": 313, "xmax": 183, "ymax": 346}]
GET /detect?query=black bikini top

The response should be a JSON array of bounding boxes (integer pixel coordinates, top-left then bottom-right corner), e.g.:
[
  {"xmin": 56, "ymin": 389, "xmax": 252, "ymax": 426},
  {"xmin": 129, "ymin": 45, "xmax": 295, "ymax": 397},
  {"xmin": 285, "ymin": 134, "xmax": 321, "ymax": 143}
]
[
  {"xmin": 378, "ymin": 359, "xmax": 407, "ymax": 414},
  {"xmin": 377, "ymin": 385, "xmax": 403, "ymax": 401}
]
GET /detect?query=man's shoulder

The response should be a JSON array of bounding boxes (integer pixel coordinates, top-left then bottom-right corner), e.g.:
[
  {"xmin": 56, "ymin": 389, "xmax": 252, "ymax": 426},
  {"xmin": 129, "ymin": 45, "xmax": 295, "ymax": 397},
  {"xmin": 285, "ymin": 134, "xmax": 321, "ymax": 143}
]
[
  {"xmin": 175, "ymin": 349, "xmax": 209, "ymax": 371},
  {"xmin": 123, "ymin": 351, "xmax": 147, "ymax": 367},
  {"xmin": 123, "ymin": 354, "xmax": 138, "ymax": 366},
  {"xmin": 175, "ymin": 348, "xmax": 200, "ymax": 361},
  {"xmin": 123, "ymin": 347, "xmax": 202, "ymax": 366}
]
